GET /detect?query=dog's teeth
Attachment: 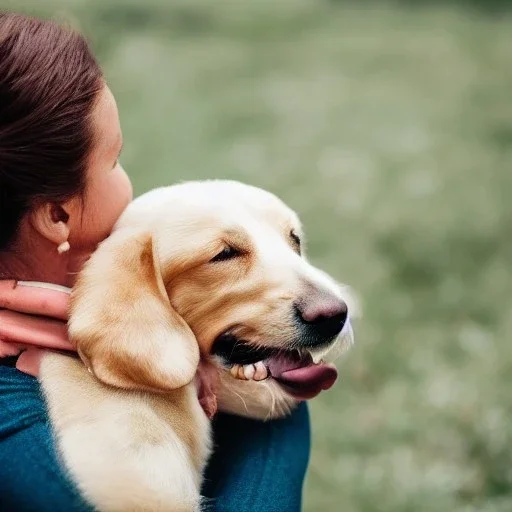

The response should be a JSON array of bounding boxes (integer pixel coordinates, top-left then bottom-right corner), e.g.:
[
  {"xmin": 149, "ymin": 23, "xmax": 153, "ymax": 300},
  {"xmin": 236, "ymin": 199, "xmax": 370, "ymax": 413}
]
[
  {"xmin": 253, "ymin": 361, "xmax": 268, "ymax": 381},
  {"xmin": 243, "ymin": 364, "xmax": 256, "ymax": 380},
  {"xmin": 230, "ymin": 362, "xmax": 268, "ymax": 381},
  {"xmin": 238, "ymin": 365, "xmax": 247, "ymax": 380}
]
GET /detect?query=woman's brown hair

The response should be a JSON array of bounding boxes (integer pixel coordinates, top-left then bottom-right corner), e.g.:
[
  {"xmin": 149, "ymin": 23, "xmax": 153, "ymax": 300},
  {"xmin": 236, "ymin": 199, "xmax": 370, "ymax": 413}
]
[{"xmin": 0, "ymin": 12, "xmax": 103, "ymax": 249}]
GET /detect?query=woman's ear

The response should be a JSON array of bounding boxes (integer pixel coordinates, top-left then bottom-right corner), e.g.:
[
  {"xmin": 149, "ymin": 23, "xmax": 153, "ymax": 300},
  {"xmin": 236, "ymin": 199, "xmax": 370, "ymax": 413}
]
[
  {"xmin": 68, "ymin": 230, "xmax": 199, "ymax": 393},
  {"xmin": 29, "ymin": 203, "xmax": 70, "ymax": 248}
]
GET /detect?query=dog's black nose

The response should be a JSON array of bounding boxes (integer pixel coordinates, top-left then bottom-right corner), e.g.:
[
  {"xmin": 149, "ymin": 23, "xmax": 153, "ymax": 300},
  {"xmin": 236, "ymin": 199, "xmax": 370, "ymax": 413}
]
[{"xmin": 296, "ymin": 295, "xmax": 348, "ymax": 343}]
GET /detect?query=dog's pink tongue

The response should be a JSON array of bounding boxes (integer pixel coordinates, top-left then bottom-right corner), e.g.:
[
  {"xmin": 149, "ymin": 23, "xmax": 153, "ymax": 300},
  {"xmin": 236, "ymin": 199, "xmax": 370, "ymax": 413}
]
[{"xmin": 268, "ymin": 354, "xmax": 338, "ymax": 400}]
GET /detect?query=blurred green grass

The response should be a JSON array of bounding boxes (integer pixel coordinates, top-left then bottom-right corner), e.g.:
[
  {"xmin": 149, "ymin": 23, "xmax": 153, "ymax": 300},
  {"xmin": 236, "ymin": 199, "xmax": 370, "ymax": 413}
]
[{"xmin": 4, "ymin": 0, "xmax": 512, "ymax": 510}]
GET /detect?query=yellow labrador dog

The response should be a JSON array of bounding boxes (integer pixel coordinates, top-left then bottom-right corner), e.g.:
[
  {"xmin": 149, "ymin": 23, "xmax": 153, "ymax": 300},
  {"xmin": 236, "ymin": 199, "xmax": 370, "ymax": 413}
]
[{"xmin": 40, "ymin": 181, "xmax": 354, "ymax": 512}]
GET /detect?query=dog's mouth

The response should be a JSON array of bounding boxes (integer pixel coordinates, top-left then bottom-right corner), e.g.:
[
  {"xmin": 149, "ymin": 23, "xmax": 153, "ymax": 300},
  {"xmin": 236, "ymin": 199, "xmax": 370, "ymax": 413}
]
[{"xmin": 212, "ymin": 334, "xmax": 338, "ymax": 400}]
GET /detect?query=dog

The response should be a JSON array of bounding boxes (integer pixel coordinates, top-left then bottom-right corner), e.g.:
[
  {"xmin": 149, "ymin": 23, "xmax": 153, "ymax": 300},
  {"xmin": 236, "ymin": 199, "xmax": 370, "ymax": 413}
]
[{"xmin": 40, "ymin": 180, "xmax": 354, "ymax": 512}]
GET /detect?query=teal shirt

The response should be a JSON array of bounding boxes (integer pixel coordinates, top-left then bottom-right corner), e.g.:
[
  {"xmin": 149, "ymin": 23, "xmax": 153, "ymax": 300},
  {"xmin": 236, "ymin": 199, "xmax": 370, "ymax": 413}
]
[{"xmin": 0, "ymin": 364, "xmax": 310, "ymax": 512}]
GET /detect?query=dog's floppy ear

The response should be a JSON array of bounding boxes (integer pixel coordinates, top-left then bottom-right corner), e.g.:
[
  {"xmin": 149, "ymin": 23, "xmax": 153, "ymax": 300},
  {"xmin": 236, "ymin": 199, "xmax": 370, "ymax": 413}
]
[{"xmin": 69, "ymin": 230, "xmax": 199, "ymax": 392}]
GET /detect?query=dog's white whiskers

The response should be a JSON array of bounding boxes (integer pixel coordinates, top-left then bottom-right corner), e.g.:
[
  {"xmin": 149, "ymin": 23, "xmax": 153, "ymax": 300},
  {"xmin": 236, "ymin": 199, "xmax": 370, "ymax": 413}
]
[
  {"xmin": 263, "ymin": 385, "xmax": 273, "ymax": 420},
  {"xmin": 263, "ymin": 383, "xmax": 278, "ymax": 421},
  {"xmin": 231, "ymin": 390, "xmax": 249, "ymax": 414}
]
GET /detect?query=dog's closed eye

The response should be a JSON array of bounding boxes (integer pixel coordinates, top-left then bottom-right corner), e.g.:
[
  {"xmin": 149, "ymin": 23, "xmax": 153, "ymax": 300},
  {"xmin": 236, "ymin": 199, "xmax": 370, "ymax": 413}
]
[{"xmin": 210, "ymin": 246, "xmax": 242, "ymax": 263}]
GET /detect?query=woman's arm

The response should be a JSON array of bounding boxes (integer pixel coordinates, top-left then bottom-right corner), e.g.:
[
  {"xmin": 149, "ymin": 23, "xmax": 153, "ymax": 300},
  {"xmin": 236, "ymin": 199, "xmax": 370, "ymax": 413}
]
[
  {"xmin": 203, "ymin": 403, "xmax": 310, "ymax": 512},
  {"xmin": 0, "ymin": 365, "xmax": 93, "ymax": 512},
  {"xmin": 0, "ymin": 363, "xmax": 310, "ymax": 512}
]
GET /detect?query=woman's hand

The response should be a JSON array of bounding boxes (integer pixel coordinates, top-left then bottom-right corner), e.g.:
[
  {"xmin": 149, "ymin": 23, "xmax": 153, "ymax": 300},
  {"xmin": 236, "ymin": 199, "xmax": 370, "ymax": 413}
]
[
  {"xmin": 0, "ymin": 280, "xmax": 220, "ymax": 417},
  {"xmin": 0, "ymin": 280, "xmax": 72, "ymax": 376}
]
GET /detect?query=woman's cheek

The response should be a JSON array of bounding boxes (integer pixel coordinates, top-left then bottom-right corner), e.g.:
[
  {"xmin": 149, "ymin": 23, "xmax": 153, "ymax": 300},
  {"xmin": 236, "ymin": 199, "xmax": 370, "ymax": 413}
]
[
  {"xmin": 100, "ymin": 164, "xmax": 133, "ymax": 234},
  {"xmin": 70, "ymin": 165, "xmax": 133, "ymax": 250},
  {"xmin": 116, "ymin": 164, "xmax": 134, "ymax": 208}
]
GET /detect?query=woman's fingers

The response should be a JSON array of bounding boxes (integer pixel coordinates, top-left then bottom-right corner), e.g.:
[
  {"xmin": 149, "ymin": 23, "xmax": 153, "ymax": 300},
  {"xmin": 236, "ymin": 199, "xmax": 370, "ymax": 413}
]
[
  {"xmin": 0, "ymin": 281, "xmax": 74, "ymax": 377},
  {"xmin": 0, "ymin": 339, "xmax": 23, "ymax": 358},
  {"xmin": 16, "ymin": 347, "xmax": 46, "ymax": 377},
  {"xmin": 0, "ymin": 280, "xmax": 70, "ymax": 320},
  {"xmin": 0, "ymin": 309, "xmax": 73, "ymax": 351}
]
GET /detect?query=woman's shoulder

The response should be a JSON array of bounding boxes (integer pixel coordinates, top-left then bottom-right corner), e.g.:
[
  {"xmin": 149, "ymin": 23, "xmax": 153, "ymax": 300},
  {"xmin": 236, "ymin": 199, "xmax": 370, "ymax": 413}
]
[
  {"xmin": 0, "ymin": 363, "xmax": 46, "ymax": 436},
  {"xmin": 0, "ymin": 363, "xmax": 93, "ymax": 511}
]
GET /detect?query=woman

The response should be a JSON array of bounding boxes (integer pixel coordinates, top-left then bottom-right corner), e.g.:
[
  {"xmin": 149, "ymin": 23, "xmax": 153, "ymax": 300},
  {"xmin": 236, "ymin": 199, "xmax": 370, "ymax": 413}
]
[{"xmin": 0, "ymin": 13, "xmax": 310, "ymax": 512}]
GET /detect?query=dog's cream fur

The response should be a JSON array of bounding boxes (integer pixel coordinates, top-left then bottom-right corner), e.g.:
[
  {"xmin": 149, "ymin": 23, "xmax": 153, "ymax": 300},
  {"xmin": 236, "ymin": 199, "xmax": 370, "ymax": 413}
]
[{"xmin": 40, "ymin": 181, "xmax": 353, "ymax": 512}]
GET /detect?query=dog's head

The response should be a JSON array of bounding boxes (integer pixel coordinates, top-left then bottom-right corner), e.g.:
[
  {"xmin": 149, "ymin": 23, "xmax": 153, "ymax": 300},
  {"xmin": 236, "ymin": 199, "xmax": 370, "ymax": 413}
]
[{"xmin": 69, "ymin": 181, "xmax": 354, "ymax": 416}]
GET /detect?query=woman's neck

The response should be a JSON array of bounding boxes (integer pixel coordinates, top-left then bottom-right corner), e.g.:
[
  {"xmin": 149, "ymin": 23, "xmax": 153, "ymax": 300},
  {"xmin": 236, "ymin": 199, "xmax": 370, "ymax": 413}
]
[{"xmin": 0, "ymin": 231, "xmax": 85, "ymax": 287}]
